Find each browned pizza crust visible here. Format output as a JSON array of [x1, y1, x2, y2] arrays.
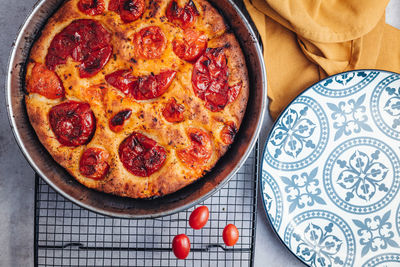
[[25, 0, 249, 198]]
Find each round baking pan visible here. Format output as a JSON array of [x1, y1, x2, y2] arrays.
[[6, 0, 266, 218]]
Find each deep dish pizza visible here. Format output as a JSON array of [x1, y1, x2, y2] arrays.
[[25, 0, 249, 198]]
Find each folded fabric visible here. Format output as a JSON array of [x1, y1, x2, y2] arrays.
[[244, 0, 400, 119]]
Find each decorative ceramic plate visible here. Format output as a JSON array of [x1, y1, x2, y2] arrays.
[[261, 70, 400, 266]]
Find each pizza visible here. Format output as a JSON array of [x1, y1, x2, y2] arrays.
[[25, 0, 249, 198]]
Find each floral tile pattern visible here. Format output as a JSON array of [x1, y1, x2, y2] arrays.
[[353, 211, 399, 257], [327, 94, 372, 140], [265, 96, 329, 171], [323, 137, 400, 214], [281, 167, 326, 213], [270, 107, 316, 158], [284, 210, 355, 267], [261, 70, 400, 266]]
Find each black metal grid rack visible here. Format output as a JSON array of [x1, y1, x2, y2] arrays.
[[34, 145, 258, 267]]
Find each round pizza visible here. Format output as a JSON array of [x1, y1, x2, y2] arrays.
[[25, 0, 249, 198]]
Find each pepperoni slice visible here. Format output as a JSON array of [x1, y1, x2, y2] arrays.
[[106, 69, 176, 100], [109, 109, 132, 132], [166, 0, 199, 29], [27, 63, 65, 99], [79, 148, 110, 179], [119, 132, 167, 176], [220, 121, 237, 145], [49, 101, 96, 147], [173, 29, 207, 62], [78, 0, 105, 16], [133, 26, 167, 59], [177, 128, 212, 168], [192, 47, 241, 112], [108, 0, 145, 23], [162, 98, 185, 123], [46, 19, 112, 78]]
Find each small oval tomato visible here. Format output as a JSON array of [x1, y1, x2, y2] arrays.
[[172, 234, 190, 259], [189, 206, 209, 230], [223, 224, 239, 246]]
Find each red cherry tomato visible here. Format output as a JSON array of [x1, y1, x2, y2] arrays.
[[166, 0, 199, 29], [27, 63, 65, 99], [222, 224, 239, 246], [79, 147, 110, 179], [79, 45, 112, 78], [131, 70, 176, 100], [108, 0, 145, 23], [220, 121, 237, 145], [45, 19, 112, 78], [49, 101, 96, 147], [172, 234, 190, 259], [177, 128, 212, 168], [191, 47, 229, 112], [106, 69, 176, 100], [104, 69, 135, 95], [119, 132, 167, 177], [189, 206, 209, 230], [172, 29, 207, 62], [162, 98, 185, 123], [119, 0, 145, 23], [109, 109, 132, 132], [133, 26, 167, 59], [77, 0, 105, 16]]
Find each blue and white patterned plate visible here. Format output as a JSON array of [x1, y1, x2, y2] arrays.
[[261, 70, 400, 267]]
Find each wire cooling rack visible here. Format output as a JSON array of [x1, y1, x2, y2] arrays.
[[34, 145, 258, 267]]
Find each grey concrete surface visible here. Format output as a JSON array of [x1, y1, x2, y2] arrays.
[[0, 1, 399, 267], [1, 1, 38, 267]]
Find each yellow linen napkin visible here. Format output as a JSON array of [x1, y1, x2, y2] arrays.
[[244, 0, 400, 119]]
